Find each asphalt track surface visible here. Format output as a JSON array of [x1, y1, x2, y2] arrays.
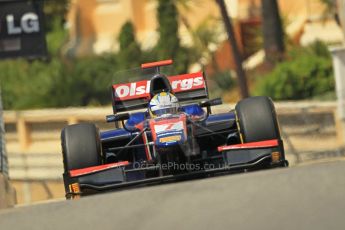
[[0, 161, 344, 230]]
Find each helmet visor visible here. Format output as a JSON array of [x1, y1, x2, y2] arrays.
[[152, 107, 179, 117]]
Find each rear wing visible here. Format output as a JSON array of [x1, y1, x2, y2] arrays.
[[111, 71, 209, 113]]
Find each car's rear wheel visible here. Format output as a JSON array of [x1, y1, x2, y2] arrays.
[[235, 96, 280, 143], [61, 123, 102, 172]]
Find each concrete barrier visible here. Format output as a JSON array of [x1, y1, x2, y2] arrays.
[[0, 174, 16, 209]]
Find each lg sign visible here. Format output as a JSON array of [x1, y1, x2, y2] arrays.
[[5, 13, 40, 35], [0, 0, 47, 59]]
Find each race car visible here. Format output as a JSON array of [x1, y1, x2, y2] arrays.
[[61, 60, 288, 199]]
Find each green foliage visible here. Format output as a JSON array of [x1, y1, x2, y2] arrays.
[[255, 41, 335, 100], [214, 70, 234, 90], [156, 0, 180, 59], [118, 21, 137, 50], [51, 54, 121, 107], [43, 0, 69, 32], [0, 54, 126, 109], [46, 17, 68, 56], [155, 0, 190, 74], [0, 58, 64, 109], [207, 70, 235, 99], [117, 21, 142, 69]]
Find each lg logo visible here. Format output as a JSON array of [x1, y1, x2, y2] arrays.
[[4, 12, 40, 35]]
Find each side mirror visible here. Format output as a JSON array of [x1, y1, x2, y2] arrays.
[[199, 98, 223, 107], [106, 113, 130, 123]]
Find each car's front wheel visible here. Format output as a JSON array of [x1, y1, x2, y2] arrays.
[[61, 123, 102, 172], [235, 96, 280, 143], [235, 96, 287, 167]]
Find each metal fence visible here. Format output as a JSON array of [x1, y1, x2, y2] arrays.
[[0, 90, 8, 176]]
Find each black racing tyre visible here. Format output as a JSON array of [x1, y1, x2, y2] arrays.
[[235, 96, 280, 143], [61, 123, 102, 172]]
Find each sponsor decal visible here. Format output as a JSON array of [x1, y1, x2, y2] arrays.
[[112, 72, 205, 101], [114, 80, 151, 99], [169, 75, 204, 91], [154, 121, 183, 133], [159, 135, 181, 143]]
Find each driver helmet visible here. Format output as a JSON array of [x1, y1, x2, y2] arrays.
[[149, 92, 179, 118]]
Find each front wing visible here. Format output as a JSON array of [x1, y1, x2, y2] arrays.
[[64, 139, 287, 199]]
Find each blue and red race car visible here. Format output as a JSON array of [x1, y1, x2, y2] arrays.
[[61, 60, 288, 199]]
